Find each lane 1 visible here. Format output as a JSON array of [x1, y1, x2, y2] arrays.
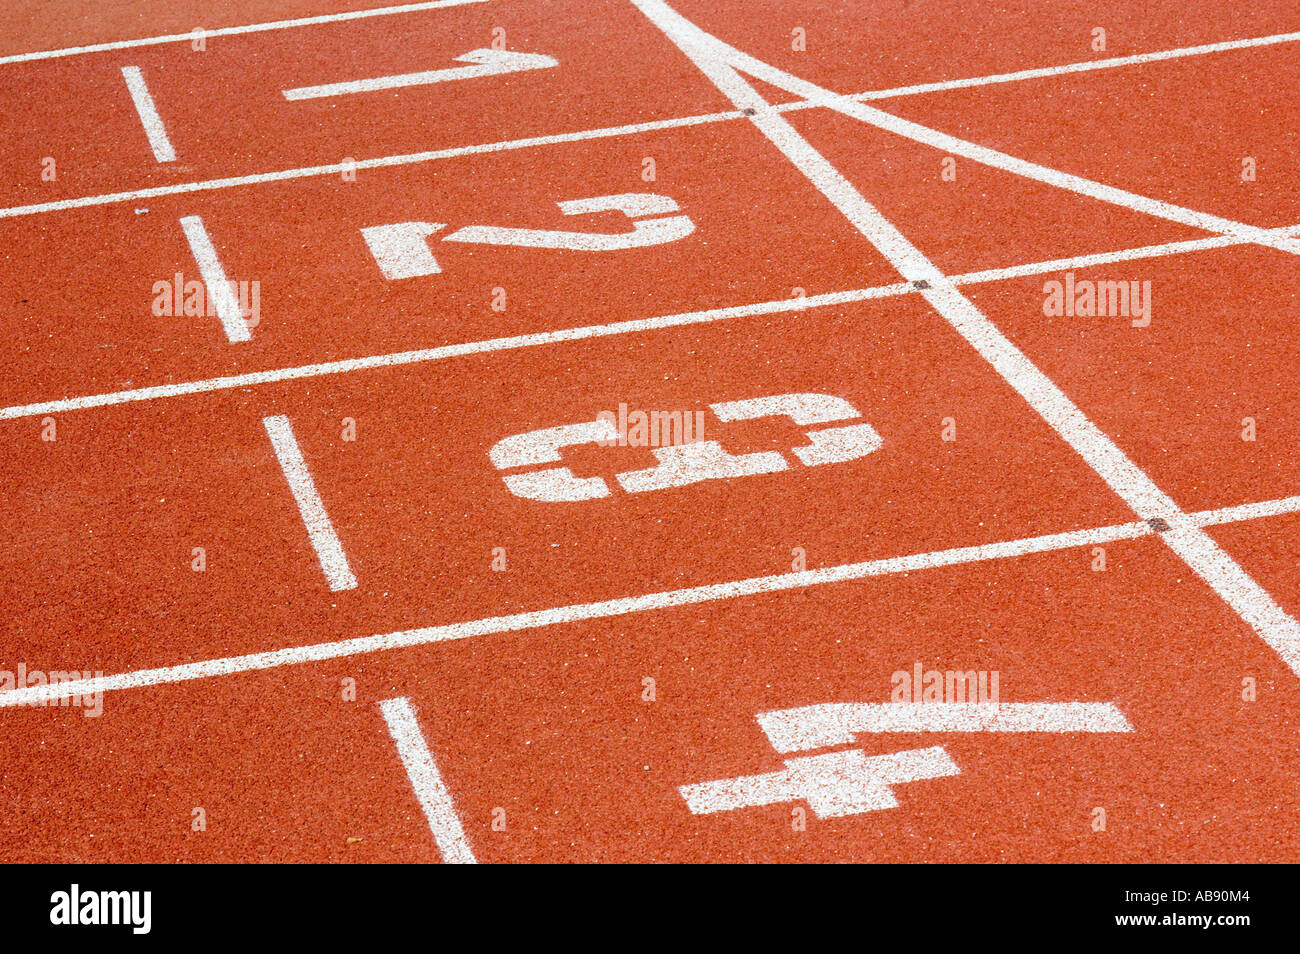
[[0, 0, 730, 208]]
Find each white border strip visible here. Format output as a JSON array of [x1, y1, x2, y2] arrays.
[[0, 493, 1297, 708], [3, 223, 1293, 423], [0, 0, 491, 66], [263, 414, 358, 592], [178, 215, 251, 343], [120, 66, 176, 163], [378, 697, 477, 863]]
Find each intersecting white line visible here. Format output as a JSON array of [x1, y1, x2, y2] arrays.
[[1, 492, 1298, 709], [0, 0, 491, 66], [630, 0, 1300, 676], [2, 221, 1294, 423], [379, 697, 477, 864], [3, 27, 1299, 220]]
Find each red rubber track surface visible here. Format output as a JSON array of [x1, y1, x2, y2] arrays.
[[1, 0, 1298, 862]]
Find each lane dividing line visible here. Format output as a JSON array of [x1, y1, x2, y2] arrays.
[[378, 697, 477, 863], [631, 0, 1300, 676], [262, 414, 358, 592], [120, 66, 176, 163], [2, 223, 1295, 423], [178, 215, 251, 343], [851, 30, 1300, 101], [5, 28, 1300, 219], [0, 112, 741, 220], [0, 0, 490, 66], [1, 492, 1298, 708]]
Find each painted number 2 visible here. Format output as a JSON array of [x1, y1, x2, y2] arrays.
[[362, 192, 695, 279]]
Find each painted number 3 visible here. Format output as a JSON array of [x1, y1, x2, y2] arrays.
[[489, 392, 882, 502]]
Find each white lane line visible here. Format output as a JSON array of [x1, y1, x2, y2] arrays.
[[283, 48, 558, 100], [0, 111, 741, 220], [631, 0, 1300, 676], [120, 66, 176, 163], [262, 414, 358, 592], [378, 697, 476, 864], [2, 491, 1298, 709], [177, 215, 251, 343], [758, 702, 1133, 753], [4, 26, 1298, 220], [850, 30, 1300, 101], [4, 222, 1294, 423], [0, 0, 490, 66]]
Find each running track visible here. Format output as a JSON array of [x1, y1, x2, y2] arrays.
[[2, 0, 1299, 862]]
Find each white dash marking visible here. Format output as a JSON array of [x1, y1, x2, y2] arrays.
[[263, 414, 357, 592], [120, 66, 176, 163], [379, 697, 476, 863], [178, 215, 251, 343]]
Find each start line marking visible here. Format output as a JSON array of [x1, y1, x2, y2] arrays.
[[263, 414, 357, 592], [120, 66, 175, 163]]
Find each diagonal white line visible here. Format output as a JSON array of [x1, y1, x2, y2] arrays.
[[667, 14, 1300, 258], [263, 414, 358, 592], [2, 221, 1295, 424], [0, 111, 742, 220], [379, 697, 477, 863], [120, 66, 176, 163], [629, 0, 1300, 676], [178, 215, 251, 343], [0, 492, 1298, 709]]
